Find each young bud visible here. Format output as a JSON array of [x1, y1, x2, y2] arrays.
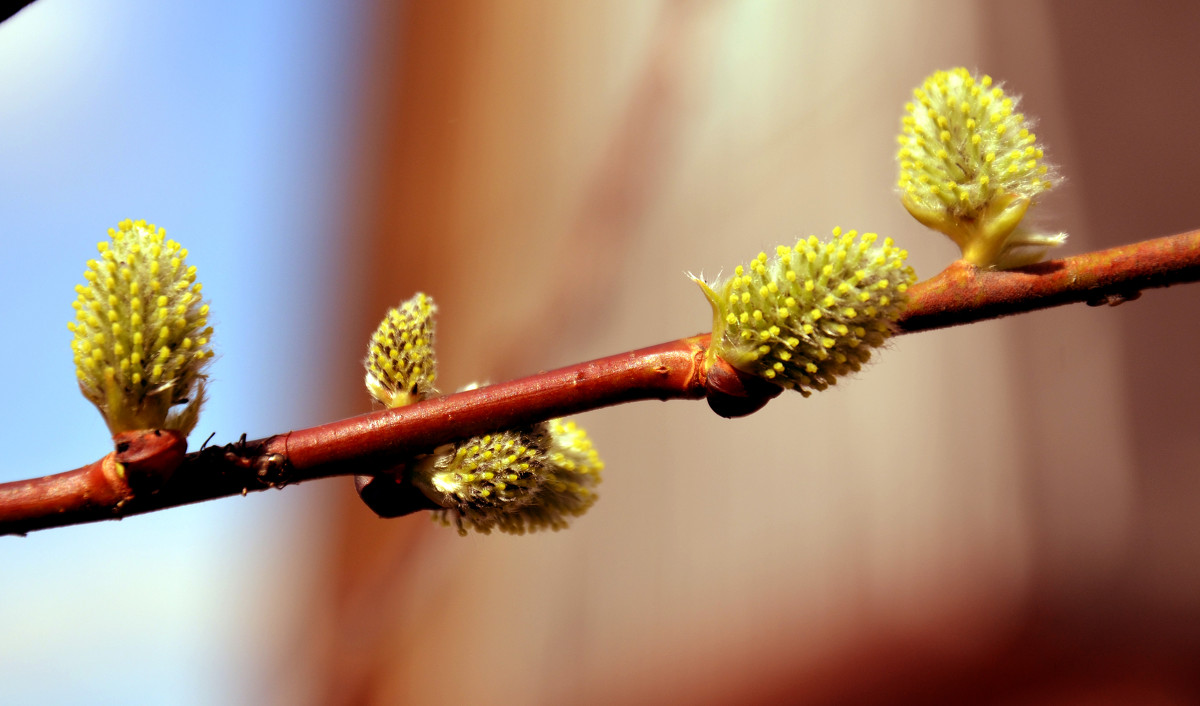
[[897, 67, 1065, 268], [364, 292, 438, 408], [694, 228, 915, 397], [412, 419, 603, 536], [69, 220, 212, 435]]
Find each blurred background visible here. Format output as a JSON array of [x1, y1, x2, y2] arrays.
[[2, 1, 1200, 704]]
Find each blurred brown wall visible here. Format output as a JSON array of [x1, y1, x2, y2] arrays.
[[281, 2, 1200, 704]]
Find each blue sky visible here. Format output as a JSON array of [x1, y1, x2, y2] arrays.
[[0, 1, 365, 702]]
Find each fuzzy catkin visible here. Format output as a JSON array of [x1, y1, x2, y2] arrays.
[[365, 292, 438, 408], [363, 293, 604, 535], [68, 220, 212, 434], [896, 68, 1064, 268], [699, 228, 915, 397], [898, 67, 1054, 218]]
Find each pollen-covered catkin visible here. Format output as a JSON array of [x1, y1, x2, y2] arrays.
[[413, 419, 603, 536], [362, 295, 603, 535], [365, 292, 438, 408], [697, 227, 915, 397], [68, 220, 212, 435], [897, 67, 1064, 268]]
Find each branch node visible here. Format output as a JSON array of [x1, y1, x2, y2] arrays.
[[703, 355, 782, 418], [113, 428, 187, 494], [1087, 290, 1142, 307], [354, 469, 439, 519]]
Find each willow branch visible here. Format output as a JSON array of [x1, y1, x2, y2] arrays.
[[898, 230, 1200, 332], [3, 229, 1199, 535]]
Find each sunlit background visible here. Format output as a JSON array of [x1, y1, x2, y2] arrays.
[[3, 1, 1200, 704]]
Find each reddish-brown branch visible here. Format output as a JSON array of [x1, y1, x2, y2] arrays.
[[899, 230, 1200, 332], [0, 430, 185, 533], [3, 230, 1199, 535], [1, 337, 713, 534]]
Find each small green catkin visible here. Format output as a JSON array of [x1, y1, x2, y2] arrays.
[[365, 292, 438, 408], [68, 219, 213, 435], [696, 227, 916, 397]]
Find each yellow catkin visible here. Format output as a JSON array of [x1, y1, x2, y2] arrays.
[[70, 220, 212, 434], [363, 294, 604, 535], [364, 292, 438, 409], [696, 228, 915, 397], [897, 68, 1065, 268]]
